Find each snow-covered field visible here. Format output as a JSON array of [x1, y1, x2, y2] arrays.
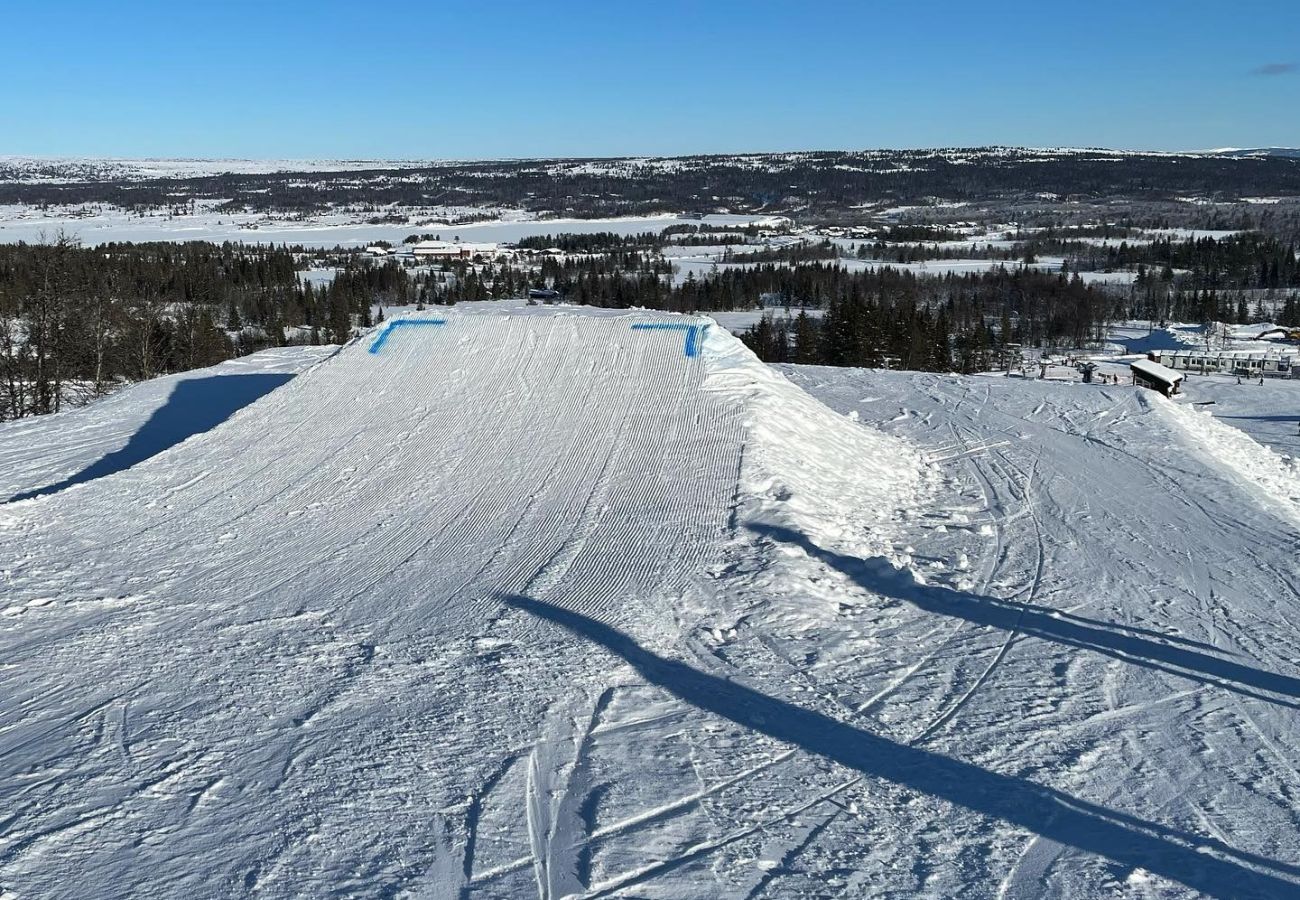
[[777, 367, 1300, 897], [1, 306, 1298, 898], [0, 206, 779, 249]]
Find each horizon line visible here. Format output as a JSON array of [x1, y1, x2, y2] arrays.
[[3, 145, 1299, 167]]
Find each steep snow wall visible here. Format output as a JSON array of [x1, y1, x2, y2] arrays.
[[703, 325, 930, 563]]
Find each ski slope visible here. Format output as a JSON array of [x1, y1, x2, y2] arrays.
[[0, 346, 336, 503], [2, 308, 1299, 898], [775, 367, 1300, 898], [0, 309, 919, 898]]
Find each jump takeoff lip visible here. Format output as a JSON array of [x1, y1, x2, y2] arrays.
[[630, 321, 709, 358], [368, 318, 449, 354]]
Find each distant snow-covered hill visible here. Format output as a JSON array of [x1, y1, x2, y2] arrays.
[[3, 147, 1300, 228], [1206, 147, 1300, 159], [0, 156, 445, 184]]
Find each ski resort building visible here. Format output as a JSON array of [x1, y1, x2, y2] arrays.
[[1130, 358, 1184, 396], [411, 240, 501, 260], [1149, 348, 1295, 378]]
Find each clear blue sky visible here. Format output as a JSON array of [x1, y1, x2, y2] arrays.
[[3, 0, 1297, 159]]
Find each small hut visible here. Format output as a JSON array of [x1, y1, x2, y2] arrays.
[[1130, 359, 1184, 397]]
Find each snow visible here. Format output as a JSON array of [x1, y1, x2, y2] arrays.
[[1157, 393, 1300, 527], [1180, 373, 1300, 459], [0, 346, 336, 502], [1102, 322, 1204, 356], [1130, 358, 1183, 384], [0, 206, 777, 249], [776, 366, 1300, 897], [297, 267, 338, 287], [0, 308, 922, 897], [2, 305, 1299, 897]]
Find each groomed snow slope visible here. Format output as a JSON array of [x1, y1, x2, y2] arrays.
[[0, 346, 337, 503], [0, 310, 923, 898], [3, 312, 1300, 898]]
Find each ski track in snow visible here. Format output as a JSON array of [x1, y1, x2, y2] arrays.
[[0, 311, 1299, 898], [773, 366, 1300, 898]]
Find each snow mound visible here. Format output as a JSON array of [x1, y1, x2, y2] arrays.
[[1152, 392, 1300, 526], [703, 326, 930, 562], [0, 307, 935, 898], [0, 346, 335, 502]]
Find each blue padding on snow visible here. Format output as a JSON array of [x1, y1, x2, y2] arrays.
[[630, 321, 707, 358], [684, 324, 709, 358], [369, 319, 447, 354]]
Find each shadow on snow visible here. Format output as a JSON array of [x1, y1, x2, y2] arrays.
[[750, 522, 1300, 709], [1215, 414, 1300, 424], [503, 593, 1300, 898], [7, 373, 292, 503]]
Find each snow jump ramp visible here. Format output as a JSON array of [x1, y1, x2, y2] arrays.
[[3, 310, 1298, 898], [0, 309, 917, 897]]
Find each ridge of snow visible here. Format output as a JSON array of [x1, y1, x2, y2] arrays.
[[1153, 393, 1300, 527], [703, 329, 929, 561]]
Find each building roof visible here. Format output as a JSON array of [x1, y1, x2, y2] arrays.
[[1162, 348, 1293, 361], [411, 240, 500, 254], [1131, 358, 1184, 385]]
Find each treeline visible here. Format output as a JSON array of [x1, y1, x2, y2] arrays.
[[417, 253, 673, 306], [848, 230, 1300, 294], [740, 305, 979, 372], [0, 238, 235, 418], [0, 238, 411, 420], [722, 240, 840, 264], [1142, 233, 1299, 290], [512, 228, 761, 253], [0, 230, 1172, 419], [1010, 232, 1300, 290], [471, 251, 1110, 368], [514, 231, 662, 252], [526, 256, 1109, 350], [737, 268, 1108, 373], [874, 224, 965, 242], [1122, 279, 1300, 327], [1278, 295, 1300, 326], [671, 234, 749, 246]]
